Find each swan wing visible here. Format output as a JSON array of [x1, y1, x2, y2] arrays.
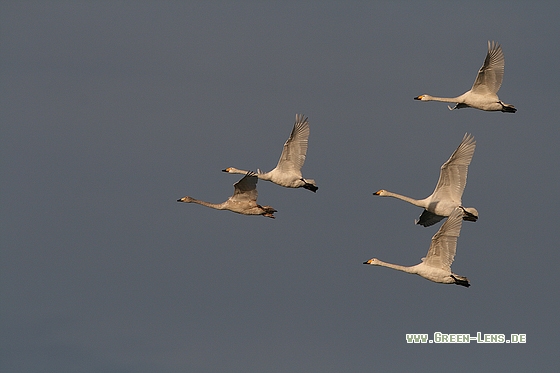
[[422, 208, 463, 271], [274, 114, 309, 173], [230, 172, 258, 203], [416, 210, 446, 227], [470, 41, 504, 95], [431, 133, 476, 203]]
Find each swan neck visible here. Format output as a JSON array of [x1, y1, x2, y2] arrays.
[[383, 191, 427, 208], [375, 259, 414, 274], [256, 170, 272, 181], [191, 198, 225, 210], [230, 168, 249, 175], [426, 95, 463, 103], [229, 167, 272, 181]]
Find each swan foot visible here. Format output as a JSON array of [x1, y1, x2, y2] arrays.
[[499, 102, 517, 113], [451, 274, 470, 287], [459, 206, 478, 222], [303, 183, 318, 193], [259, 205, 277, 218], [301, 178, 318, 192], [449, 103, 469, 110]]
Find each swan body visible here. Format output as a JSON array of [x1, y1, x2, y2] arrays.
[[223, 114, 318, 192], [363, 208, 470, 287], [177, 172, 276, 218], [415, 41, 516, 113], [374, 133, 478, 227]]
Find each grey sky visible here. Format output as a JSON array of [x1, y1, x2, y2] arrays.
[[1, 1, 559, 372]]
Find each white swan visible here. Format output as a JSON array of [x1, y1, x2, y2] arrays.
[[373, 133, 478, 227], [364, 207, 470, 287], [415, 41, 516, 113], [177, 172, 276, 218], [223, 114, 318, 192]]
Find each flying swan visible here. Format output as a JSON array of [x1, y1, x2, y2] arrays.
[[363, 207, 470, 287], [373, 133, 478, 227], [223, 114, 318, 192], [414, 41, 516, 113], [177, 172, 276, 218]]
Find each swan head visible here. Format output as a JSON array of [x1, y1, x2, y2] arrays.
[[414, 94, 431, 101], [373, 189, 388, 196], [177, 196, 194, 203], [222, 167, 247, 174], [363, 258, 380, 266]]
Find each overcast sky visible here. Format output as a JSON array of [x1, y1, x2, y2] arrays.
[[1, 1, 559, 372]]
